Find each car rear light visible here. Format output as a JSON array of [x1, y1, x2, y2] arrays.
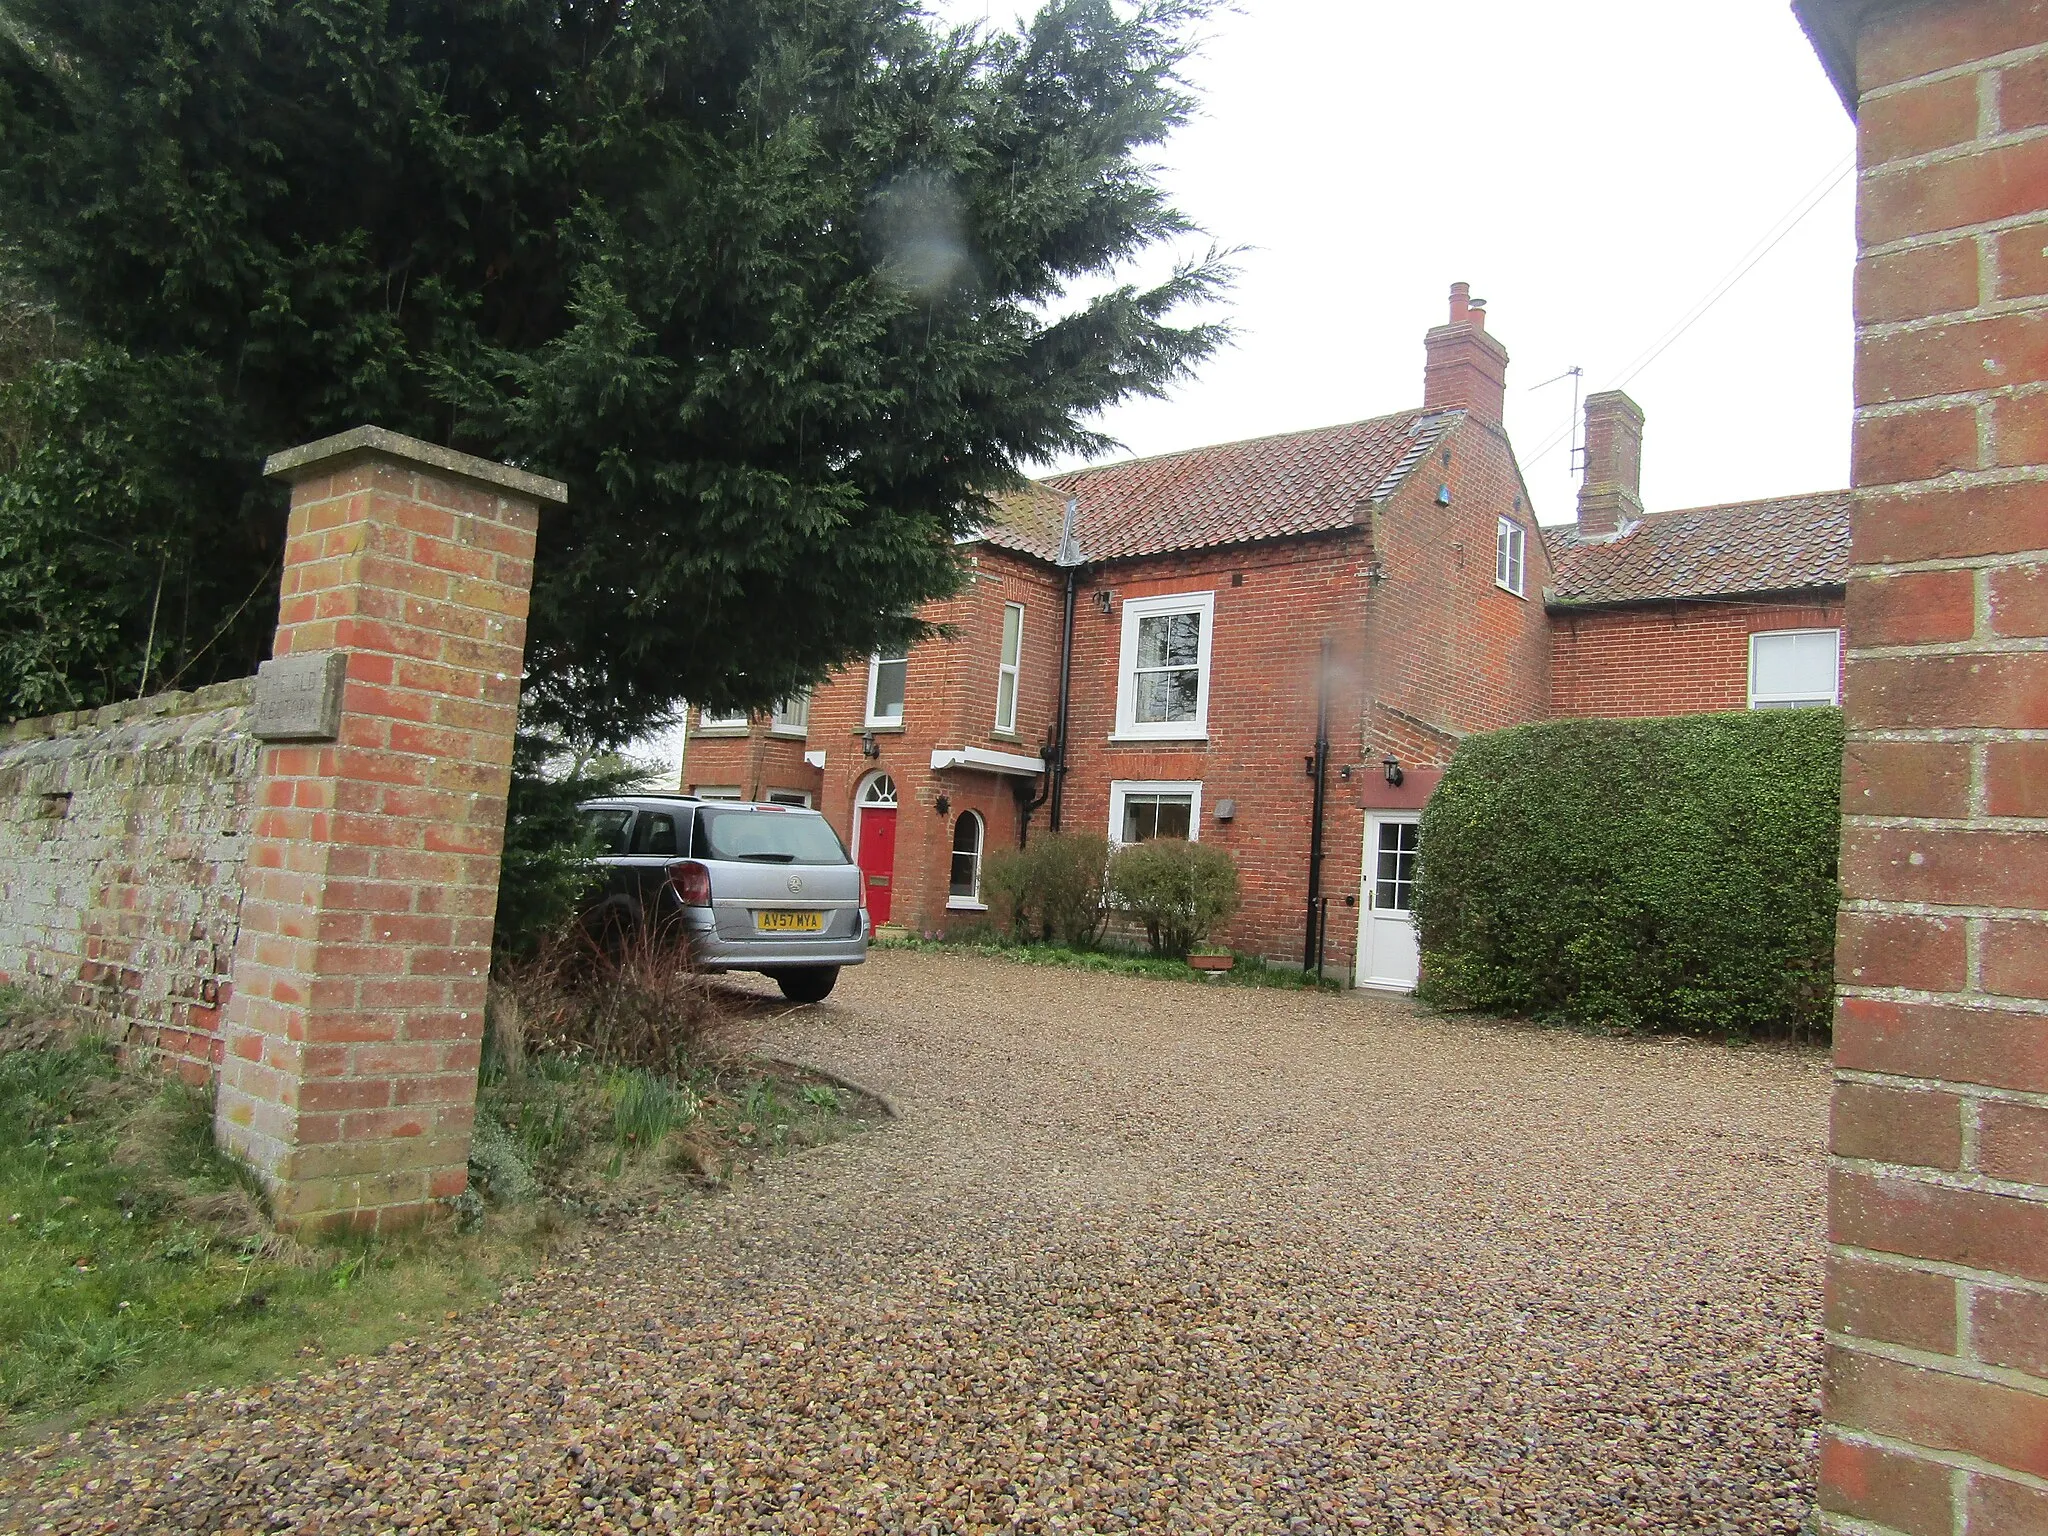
[[667, 860, 712, 908]]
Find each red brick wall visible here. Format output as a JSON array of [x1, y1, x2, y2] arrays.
[[1364, 416, 1554, 761], [684, 546, 1067, 935], [682, 725, 819, 804], [1056, 533, 1373, 968], [1550, 597, 1847, 718], [1816, 3, 2048, 1530]]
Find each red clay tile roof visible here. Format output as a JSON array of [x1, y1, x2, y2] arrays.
[[983, 409, 1461, 564], [1542, 489, 1852, 606]]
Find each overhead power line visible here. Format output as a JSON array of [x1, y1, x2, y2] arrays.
[[1523, 151, 1857, 475]]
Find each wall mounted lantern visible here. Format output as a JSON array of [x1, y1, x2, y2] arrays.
[[1382, 756, 1404, 787], [861, 732, 881, 759], [1095, 589, 1115, 615]]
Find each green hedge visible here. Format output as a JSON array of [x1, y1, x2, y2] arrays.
[[1412, 708, 1844, 1038]]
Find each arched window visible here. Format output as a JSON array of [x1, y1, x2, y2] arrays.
[[949, 812, 984, 904], [860, 773, 898, 806]]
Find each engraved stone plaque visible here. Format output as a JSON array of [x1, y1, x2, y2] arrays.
[[252, 651, 348, 742]]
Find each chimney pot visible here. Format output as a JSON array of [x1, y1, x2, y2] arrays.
[[1422, 281, 1510, 425], [1576, 390, 1646, 540]]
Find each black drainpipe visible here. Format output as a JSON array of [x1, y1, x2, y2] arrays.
[[1303, 635, 1331, 973], [1048, 496, 1082, 833]]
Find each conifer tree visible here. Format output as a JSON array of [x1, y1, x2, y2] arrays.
[[0, 0, 1228, 737]]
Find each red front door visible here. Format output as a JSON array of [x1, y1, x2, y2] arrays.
[[857, 805, 898, 925]]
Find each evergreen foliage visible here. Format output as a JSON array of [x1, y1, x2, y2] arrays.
[[492, 735, 637, 960], [1412, 709, 1845, 1039], [0, 0, 1229, 736]]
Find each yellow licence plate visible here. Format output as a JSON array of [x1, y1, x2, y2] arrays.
[[756, 910, 824, 933]]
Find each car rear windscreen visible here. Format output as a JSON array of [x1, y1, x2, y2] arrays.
[[692, 808, 850, 865]]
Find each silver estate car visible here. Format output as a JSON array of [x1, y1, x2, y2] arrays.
[[578, 794, 867, 1003]]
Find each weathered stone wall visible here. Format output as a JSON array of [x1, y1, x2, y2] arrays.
[[0, 682, 258, 1079]]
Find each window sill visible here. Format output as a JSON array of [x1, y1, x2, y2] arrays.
[[1107, 732, 1208, 746], [767, 729, 810, 740], [857, 724, 907, 734], [691, 727, 749, 739], [991, 729, 1025, 744], [946, 897, 988, 912], [1493, 581, 1526, 600]]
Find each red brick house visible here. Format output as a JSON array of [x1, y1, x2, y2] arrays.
[[681, 288, 1852, 988], [1546, 389, 1851, 717], [683, 285, 1552, 983]]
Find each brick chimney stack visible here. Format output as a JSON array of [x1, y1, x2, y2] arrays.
[[1576, 390, 1646, 540], [1422, 281, 1510, 425]]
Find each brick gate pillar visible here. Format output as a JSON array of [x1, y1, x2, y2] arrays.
[[213, 427, 564, 1233], [1798, 2, 2048, 1531]]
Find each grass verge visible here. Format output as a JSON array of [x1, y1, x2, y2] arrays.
[[875, 934, 1344, 991], [0, 962, 880, 1437]]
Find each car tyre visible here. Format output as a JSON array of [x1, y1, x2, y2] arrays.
[[775, 966, 839, 1004]]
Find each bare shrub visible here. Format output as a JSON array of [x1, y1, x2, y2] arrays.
[[494, 924, 732, 1076], [984, 832, 1111, 946]]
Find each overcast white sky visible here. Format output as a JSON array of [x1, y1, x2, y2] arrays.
[[933, 0, 1857, 525]]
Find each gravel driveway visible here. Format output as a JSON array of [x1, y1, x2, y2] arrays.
[[6, 950, 1829, 1534]]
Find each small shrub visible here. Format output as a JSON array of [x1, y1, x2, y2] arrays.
[[984, 831, 1111, 946], [497, 924, 729, 1075], [1413, 708, 1843, 1039], [1107, 839, 1240, 958]]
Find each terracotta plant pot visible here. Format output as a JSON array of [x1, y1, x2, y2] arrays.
[[1187, 953, 1235, 973]]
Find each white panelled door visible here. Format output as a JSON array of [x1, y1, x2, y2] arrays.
[[1357, 813, 1421, 991]]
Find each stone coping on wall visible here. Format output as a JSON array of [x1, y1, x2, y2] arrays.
[[0, 678, 257, 747], [263, 425, 569, 505]]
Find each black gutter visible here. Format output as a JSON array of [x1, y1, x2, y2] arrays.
[[1303, 635, 1331, 974], [1049, 496, 1082, 833]]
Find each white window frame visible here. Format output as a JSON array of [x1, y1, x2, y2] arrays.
[[697, 705, 749, 732], [995, 603, 1024, 734], [1112, 591, 1215, 742], [692, 785, 743, 801], [1495, 517, 1527, 598], [770, 692, 810, 737], [765, 789, 813, 807], [1749, 628, 1843, 709], [866, 651, 908, 728], [1108, 780, 1203, 845], [947, 811, 987, 910]]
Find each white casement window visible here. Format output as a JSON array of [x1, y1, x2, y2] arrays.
[[765, 789, 813, 807], [867, 650, 908, 727], [698, 705, 748, 731], [1750, 628, 1842, 709], [948, 812, 986, 908], [770, 693, 810, 736], [995, 603, 1024, 734], [692, 785, 743, 801], [1113, 591, 1214, 741], [1495, 518, 1527, 597], [1109, 780, 1202, 844]]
